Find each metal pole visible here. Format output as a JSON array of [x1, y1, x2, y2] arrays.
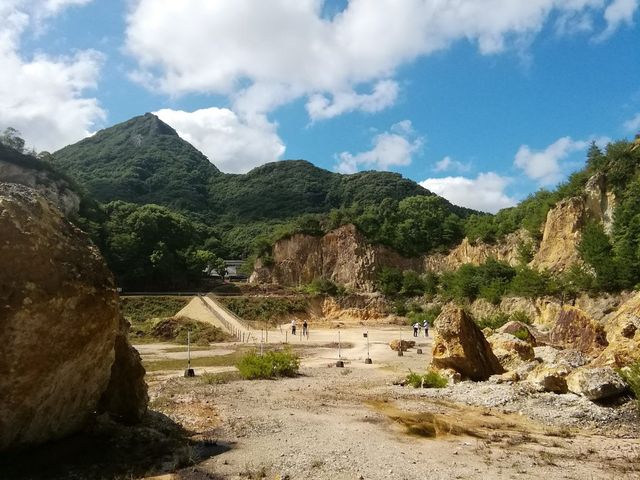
[[338, 330, 341, 359], [367, 330, 370, 357]]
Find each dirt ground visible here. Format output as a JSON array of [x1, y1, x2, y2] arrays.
[[140, 324, 640, 480]]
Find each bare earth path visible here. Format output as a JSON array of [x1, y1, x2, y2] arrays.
[[139, 324, 640, 480]]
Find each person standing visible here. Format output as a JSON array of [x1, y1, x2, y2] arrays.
[[291, 319, 297, 336], [302, 319, 308, 338], [413, 322, 419, 337], [423, 320, 429, 337]]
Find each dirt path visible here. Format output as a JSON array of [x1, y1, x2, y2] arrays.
[[139, 325, 640, 480]]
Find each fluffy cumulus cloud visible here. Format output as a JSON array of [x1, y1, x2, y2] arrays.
[[125, 0, 636, 119], [154, 108, 285, 174], [0, 0, 104, 152], [334, 120, 423, 174], [420, 173, 517, 213], [514, 136, 589, 185]]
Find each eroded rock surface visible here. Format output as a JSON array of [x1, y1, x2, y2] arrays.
[[0, 183, 147, 451], [592, 291, 640, 367], [431, 306, 503, 380], [549, 307, 608, 357]]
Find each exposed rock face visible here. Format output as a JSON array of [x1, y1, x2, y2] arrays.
[[531, 197, 584, 271], [431, 306, 503, 380], [487, 332, 535, 371], [566, 367, 627, 401], [0, 155, 80, 217], [423, 231, 527, 272], [0, 183, 147, 451], [549, 307, 608, 357], [584, 172, 616, 235], [592, 291, 640, 367], [250, 224, 421, 291], [319, 294, 389, 322]]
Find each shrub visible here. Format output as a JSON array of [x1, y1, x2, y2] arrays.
[[377, 267, 404, 296], [236, 349, 300, 379], [301, 278, 345, 296], [405, 370, 448, 389], [513, 328, 531, 341], [509, 310, 532, 325], [407, 306, 441, 326], [619, 361, 640, 410], [476, 312, 510, 330]]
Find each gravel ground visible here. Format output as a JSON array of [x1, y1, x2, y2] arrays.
[[143, 330, 640, 480]]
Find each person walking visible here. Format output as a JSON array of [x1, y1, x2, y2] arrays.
[[302, 319, 308, 338], [423, 320, 429, 337], [291, 319, 297, 336], [413, 322, 419, 337]]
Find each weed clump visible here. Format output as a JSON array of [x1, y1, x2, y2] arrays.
[[620, 361, 640, 410], [236, 349, 300, 379], [405, 370, 448, 389]]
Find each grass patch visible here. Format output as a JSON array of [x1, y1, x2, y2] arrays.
[[143, 350, 246, 372], [151, 317, 228, 344], [200, 371, 241, 384], [405, 370, 448, 389], [220, 296, 308, 326], [236, 349, 300, 379], [121, 296, 188, 324]]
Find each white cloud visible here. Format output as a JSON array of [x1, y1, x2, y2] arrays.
[[306, 80, 399, 121], [0, 0, 104, 152], [598, 0, 639, 39], [624, 113, 640, 132], [125, 1, 631, 120], [334, 120, 423, 174], [154, 108, 285, 174], [434, 156, 471, 173], [514, 136, 589, 185], [420, 173, 517, 213]]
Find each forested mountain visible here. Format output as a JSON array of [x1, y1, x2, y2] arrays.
[[53, 113, 462, 222], [53, 113, 220, 213], [49, 113, 476, 260]]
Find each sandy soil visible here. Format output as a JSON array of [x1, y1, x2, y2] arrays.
[[139, 324, 640, 480]]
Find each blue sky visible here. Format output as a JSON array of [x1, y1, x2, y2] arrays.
[[2, 0, 640, 212]]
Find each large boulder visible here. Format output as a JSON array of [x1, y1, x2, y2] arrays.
[[0, 183, 147, 451], [592, 292, 640, 368], [549, 307, 608, 357], [487, 332, 535, 371], [566, 367, 627, 401], [389, 339, 415, 351], [527, 364, 571, 393], [431, 305, 503, 380]]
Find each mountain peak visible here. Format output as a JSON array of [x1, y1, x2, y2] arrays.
[[52, 113, 220, 211]]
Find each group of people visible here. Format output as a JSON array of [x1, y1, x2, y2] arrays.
[[291, 319, 308, 337], [412, 320, 429, 337]]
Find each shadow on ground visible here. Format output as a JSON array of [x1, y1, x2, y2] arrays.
[[0, 411, 230, 480]]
